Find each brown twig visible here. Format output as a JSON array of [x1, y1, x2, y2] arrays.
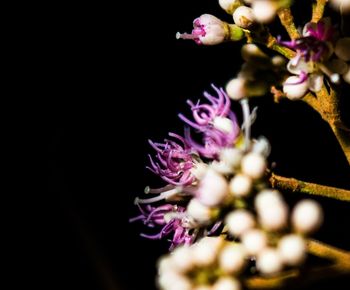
[[277, 8, 301, 39], [312, 0, 327, 23], [302, 85, 350, 166], [269, 173, 350, 201]]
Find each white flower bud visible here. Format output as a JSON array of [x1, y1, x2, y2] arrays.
[[229, 174, 253, 197], [278, 234, 306, 266], [272, 55, 286, 67], [171, 246, 194, 272], [255, 189, 283, 210], [191, 162, 209, 180], [326, 58, 349, 75], [158, 256, 174, 275], [193, 237, 223, 266], [219, 0, 242, 14], [257, 248, 283, 275], [213, 116, 235, 134], [343, 66, 350, 84], [158, 271, 191, 290], [213, 277, 241, 290], [335, 37, 350, 61], [219, 148, 243, 168], [330, 0, 350, 13], [226, 78, 247, 100], [197, 169, 229, 206], [219, 244, 247, 274], [242, 229, 268, 255], [187, 198, 214, 223], [225, 209, 256, 237], [292, 199, 323, 234], [241, 152, 267, 179], [233, 6, 256, 29], [283, 76, 309, 100], [241, 44, 268, 63], [252, 0, 278, 23], [258, 200, 288, 231], [211, 160, 234, 175]]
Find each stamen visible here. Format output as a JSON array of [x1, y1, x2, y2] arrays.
[[135, 187, 183, 204], [319, 63, 340, 83], [240, 98, 251, 150], [176, 32, 197, 40]]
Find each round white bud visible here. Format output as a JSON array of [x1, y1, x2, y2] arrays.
[[158, 256, 174, 275], [278, 234, 306, 266], [171, 246, 194, 272], [330, 0, 350, 12], [327, 58, 349, 75], [191, 162, 208, 180], [335, 37, 350, 61], [187, 198, 214, 223], [158, 272, 190, 290], [193, 237, 223, 266], [241, 44, 268, 63], [233, 6, 256, 28], [219, 148, 243, 168], [292, 199, 323, 234], [213, 277, 241, 290], [343, 67, 350, 84], [254, 189, 283, 210], [229, 174, 253, 197], [219, 244, 247, 274], [252, 0, 278, 23], [258, 201, 288, 231], [197, 169, 229, 206], [219, 0, 241, 14], [226, 78, 247, 100], [272, 55, 286, 67], [225, 209, 256, 237], [241, 152, 267, 179], [256, 248, 283, 275], [283, 76, 309, 100], [213, 116, 234, 134], [211, 160, 234, 175], [242, 229, 268, 255]]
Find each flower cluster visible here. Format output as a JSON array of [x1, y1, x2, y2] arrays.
[[131, 83, 323, 289]]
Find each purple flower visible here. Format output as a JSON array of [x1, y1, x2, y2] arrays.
[[179, 84, 240, 159], [130, 204, 195, 250], [147, 133, 195, 186], [279, 20, 333, 63], [280, 19, 341, 98]]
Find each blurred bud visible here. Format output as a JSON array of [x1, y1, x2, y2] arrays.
[[233, 6, 256, 28]]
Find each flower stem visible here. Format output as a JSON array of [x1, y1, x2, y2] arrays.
[[269, 173, 350, 201], [277, 7, 301, 39], [302, 85, 350, 166], [312, 0, 327, 23], [245, 240, 350, 289]]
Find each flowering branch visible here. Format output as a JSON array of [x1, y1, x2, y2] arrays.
[[312, 0, 328, 23], [277, 7, 301, 39], [269, 173, 350, 201], [245, 239, 350, 289]]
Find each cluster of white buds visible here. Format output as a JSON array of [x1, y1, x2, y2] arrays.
[[219, 0, 291, 25], [157, 134, 323, 289], [158, 237, 243, 290], [226, 44, 286, 100]]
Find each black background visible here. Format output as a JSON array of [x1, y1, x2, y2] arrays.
[[47, 1, 350, 290]]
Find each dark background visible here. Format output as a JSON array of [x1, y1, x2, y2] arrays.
[[47, 1, 350, 289]]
